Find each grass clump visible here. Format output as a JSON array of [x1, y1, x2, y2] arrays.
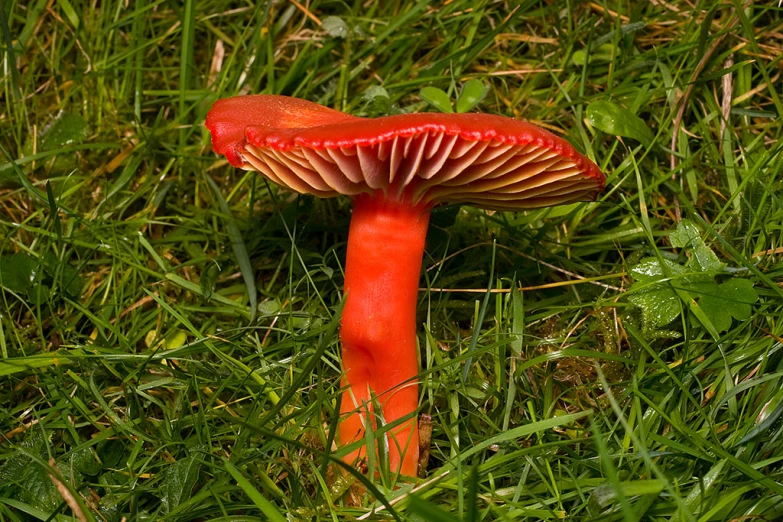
[[1, 1, 783, 520]]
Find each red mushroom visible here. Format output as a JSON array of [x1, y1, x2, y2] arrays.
[[206, 95, 604, 478]]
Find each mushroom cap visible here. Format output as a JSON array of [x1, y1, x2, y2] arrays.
[[206, 95, 604, 210]]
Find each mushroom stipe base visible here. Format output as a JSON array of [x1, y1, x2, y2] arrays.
[[339, 193, 431, 478]]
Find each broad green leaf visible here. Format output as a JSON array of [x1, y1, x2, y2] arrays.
[[160, 451, 202, 513], [258, 298, 282, 317], [630, 244, 758, 333], [0, 253, 38, 294], [0, 433, 46, 485], [364, 85, 389, 101], [363, 85, 391, 114], [322, 16, 348, 38], [0, 252, 82, 303], [669, 219, 723, 272], [420, 86, 454, 113], [99, 440, 125, 469], [626, 218, 744, 333], [19, 112, 89, 174], [695, 292, 729, 332], [698, 279, 758, 332], [39, 112, 88, 151], [717, 279, 759, 319], [572, 43, 614, 66], [26, 281, 50, 306], [586, 100, 654, 147], [628, 258, 686, 328], [628, 281, 681, 328], [629, 257, 687, 283], [165, 330, 189, 349], [71, 448, 101, 477], [456, 79, 489, 113], [22, 464, 59, 511]]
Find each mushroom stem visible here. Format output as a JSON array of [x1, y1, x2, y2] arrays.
[[339, 193, 431, 477]]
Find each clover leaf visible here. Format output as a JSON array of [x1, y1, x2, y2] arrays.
[[420, 86, 454, 113], [628, 220, 758, 334], [0, 253, 39, 295], [456, 79, 490, 113], [0, 252, 82, 305], [669, 219, 724, 273], [420, 80, 490, 114], [696, 279, 759, 333], [628, 258, 687, 328], [585, 100, 654, 147]]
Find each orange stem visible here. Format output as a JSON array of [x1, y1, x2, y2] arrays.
[[338, 193, 430, 477]]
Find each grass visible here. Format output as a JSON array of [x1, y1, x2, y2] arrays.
[[1, 0, 782, 520]]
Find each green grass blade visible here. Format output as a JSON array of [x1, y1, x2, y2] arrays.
[[224, 460, 286, 522]]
